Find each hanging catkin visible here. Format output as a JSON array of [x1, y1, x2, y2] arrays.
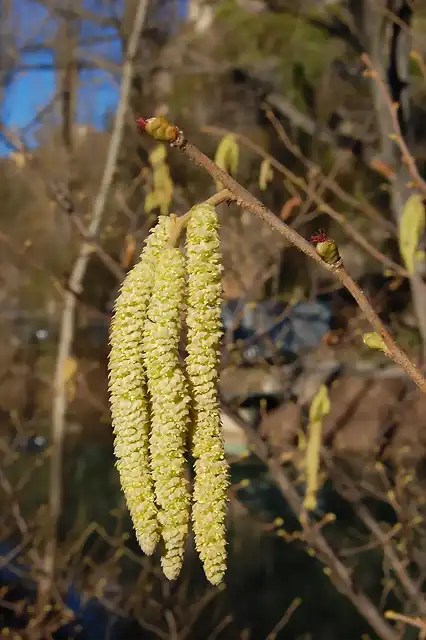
[[185, 203, 229, 585], [143, 245, 191, 580], [108, 216, 170, 556]]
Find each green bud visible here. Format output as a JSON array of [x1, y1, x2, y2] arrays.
[[362, 332, 388, 353], [315, 239, 341, 266]]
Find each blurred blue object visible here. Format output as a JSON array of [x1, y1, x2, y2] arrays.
[[222, 298, 332, 364]]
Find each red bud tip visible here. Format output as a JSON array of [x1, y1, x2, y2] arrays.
[[136, 117, 148, 130], [310, 230, 329, 245]]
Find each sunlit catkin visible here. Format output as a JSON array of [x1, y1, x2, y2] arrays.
[[108, 216, 170, 556], [143, 246, 190, 580], [185, 203, 229, 586]]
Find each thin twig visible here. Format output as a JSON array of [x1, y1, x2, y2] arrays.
[[323, 455, 426, 617], [220, 405, 398, 640], [265, 598, 302, 639], [205, 122, 407, 278], [362, 53, 426, 196], [145, 126, 426, 392], [38, 0, 150, 612]]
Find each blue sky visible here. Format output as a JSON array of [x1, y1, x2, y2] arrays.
[[0, 0, 187, 155]]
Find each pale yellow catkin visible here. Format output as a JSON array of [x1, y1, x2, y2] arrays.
[[185, 203, 229, 586], [108, 216, 170, 555], [143, 246, 191, 580]]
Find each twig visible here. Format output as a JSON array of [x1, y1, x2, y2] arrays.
[[384, 610, 426, 636], [362, 53, 426, 196], [205, 614, 233, 640], [265, 597, 302, 639], [323, 455, 426, 617], [204, 122, 407, 278], [38, 0, 150, 612], [142, 124, 426, 391], [202, 124, 396, 234], [220, 405, 398, 640]]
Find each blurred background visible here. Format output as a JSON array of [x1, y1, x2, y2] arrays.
[[1, 0, 426, 638]]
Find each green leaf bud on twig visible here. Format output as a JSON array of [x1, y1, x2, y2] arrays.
[[185, 203, 229, 586], [136, 116, 180, 143], [108, 216, 171, 555], [310, 231, 342, 267], [143, 244, 191, 580], [363, 332, 388, 353]]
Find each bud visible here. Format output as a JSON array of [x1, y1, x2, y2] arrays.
[[185, 203, 229, 585], [310, 231, 342, 267], [137, 116, 180, 143], [363, 332, 388, 353], [143, 247, 191, 580], [108, 217, 171, 555]]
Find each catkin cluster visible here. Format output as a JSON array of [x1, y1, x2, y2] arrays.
[[108, 203, 229, 585]]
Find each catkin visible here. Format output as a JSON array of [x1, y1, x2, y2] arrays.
[[143, 246, 191, 580], [108, 216, 170, 556], [185, 203, 229, 586]]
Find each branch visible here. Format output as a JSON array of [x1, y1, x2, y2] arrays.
[[37, 0, 150, 612], [137, 119, 426, 392], [362, 53, 426, 197], [220, 406, 399, 640]]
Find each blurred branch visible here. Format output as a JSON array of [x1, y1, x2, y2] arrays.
[[220, 405, 399, 640], [37, 0, 150, 615], [323, 454, 426, 617]]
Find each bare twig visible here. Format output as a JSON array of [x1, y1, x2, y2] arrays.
[[323, 455, 426, 617], [220, 405, 398, 640], [204, 122, 407, 278], [37, 0, 150, 613], [362, 53, 426, 197], [265, 597, 302, 640], [141, 124, 426, 391]]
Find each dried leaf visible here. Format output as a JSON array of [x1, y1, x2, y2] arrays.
[[280, 195, 301, 220], [399, 194, 425, 274], [258, 159, 273, 191]]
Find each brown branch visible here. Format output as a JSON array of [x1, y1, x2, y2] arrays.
[[139, 123, 426, 391], [323, 454, 426, 617], [202, 124, 396, 235], [205, 122, 406, 278], [220, 406, 399, 640], [362, 53, 426, 197]]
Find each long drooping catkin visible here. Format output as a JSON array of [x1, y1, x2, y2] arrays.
[[185, 203, 229, 586], [108, 216, 170, 556], [143, 246, 191, 580]]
